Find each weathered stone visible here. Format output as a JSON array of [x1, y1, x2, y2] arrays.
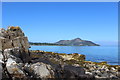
[[63, 65, 85, 76], [110, 74, 118, 79], [0, 51, 3, 62], [0, 50, 3, 79], [6, 58, 25, 78], [0, 28, 7, 38], [0, 63, 2, 80], [85, 72, 93, 75], [59, 53, 85, 61], [0, 26, 30, 53], [25, 62, 55, 79]]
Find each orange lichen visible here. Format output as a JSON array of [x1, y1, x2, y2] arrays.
[[16, 26, 20, 29], [7, 26, 20, 31], [10, 26, 15, 29], [6, 31, 8, 33]]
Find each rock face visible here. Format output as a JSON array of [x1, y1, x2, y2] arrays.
[[0, 27, 30, 52], [0, 26, 30, 79], [0, 26, 119, 79]]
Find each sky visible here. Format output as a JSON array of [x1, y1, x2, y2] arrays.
[[2, 2, 118, 46], [1, 0, 120, 2]]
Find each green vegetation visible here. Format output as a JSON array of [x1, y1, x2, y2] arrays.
[[29, 42, 66, 46]]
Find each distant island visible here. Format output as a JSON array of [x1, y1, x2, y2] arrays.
[[30, 38, 100, 46]]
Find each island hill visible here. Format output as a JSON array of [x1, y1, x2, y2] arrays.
[[30, 38, 100, 46]]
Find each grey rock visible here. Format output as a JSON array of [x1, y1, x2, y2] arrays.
[[0, 63, 2, 80], [110, 74, 118, 79], [6, 58, 25, 78], [85, 72, 93, 75], [24, 62, 55, 79], [0, 26, 30, 53]]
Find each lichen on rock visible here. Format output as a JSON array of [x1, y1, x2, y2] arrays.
[[0, 26, 30, 79], [0, 26, 29, 52]]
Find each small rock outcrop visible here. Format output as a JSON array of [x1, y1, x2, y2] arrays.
[[0, 26, 30, 79], [0, 26, 30, 52]]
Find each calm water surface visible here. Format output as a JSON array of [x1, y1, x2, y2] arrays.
[[30, 46, 119, 65]]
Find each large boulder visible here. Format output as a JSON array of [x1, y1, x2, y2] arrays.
[[4, 48, 30, 63], [0, 26, 30, 53], [6, 58, 25, 78], [24, 62, 92, 79], [24, 62, 55, 79], [0, 26, 31, 79]]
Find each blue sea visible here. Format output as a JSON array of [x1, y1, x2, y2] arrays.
[[30, 46, 119, 65]]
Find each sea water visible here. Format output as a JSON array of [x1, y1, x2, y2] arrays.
[[30, 45, 119, 65]]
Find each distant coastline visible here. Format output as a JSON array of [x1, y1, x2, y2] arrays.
[[29, 42, 99, 46], [29, 38, 100, 46], [29, 42, 66, 46]]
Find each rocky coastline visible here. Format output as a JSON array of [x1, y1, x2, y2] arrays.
[[0, 26, 120, 80]]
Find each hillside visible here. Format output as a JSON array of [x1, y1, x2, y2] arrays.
[[55, 38, 100, 46]]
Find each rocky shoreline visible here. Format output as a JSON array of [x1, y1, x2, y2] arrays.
[[0, 26, 120, 80], [30, 50, 120, 79]]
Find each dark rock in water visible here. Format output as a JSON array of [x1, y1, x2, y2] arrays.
[[55, 38, 100, 46]]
